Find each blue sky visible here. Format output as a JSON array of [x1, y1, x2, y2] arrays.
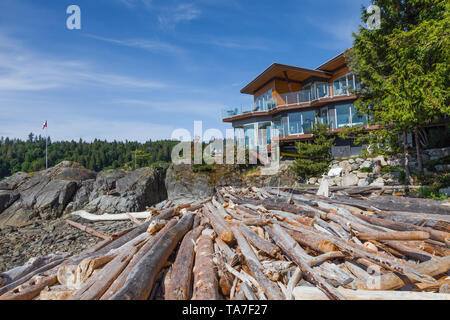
[[0, 0, 370, 142]]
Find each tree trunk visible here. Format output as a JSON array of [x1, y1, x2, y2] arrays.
[[414, 128, 424, 175], [403, 131, 414, 185], [100, 219, 178, 300], [192, 230, 220, 300], [166, 226, 204, 300], [109, 213, 194, 300], [232, 227, 284, 300]]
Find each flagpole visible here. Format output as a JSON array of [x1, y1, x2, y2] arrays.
[[45, 126, 48, 170]]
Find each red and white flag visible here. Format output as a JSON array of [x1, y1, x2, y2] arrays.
[[42, 120, 48, 130]]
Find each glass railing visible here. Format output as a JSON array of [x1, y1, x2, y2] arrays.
[[223, 83, 356, 119]]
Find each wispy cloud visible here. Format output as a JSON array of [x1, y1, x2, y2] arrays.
[[113, 0, 152, 9], [158, 3, 201, 30], [86, 34, 184, 56], [106, 99, 225, 119], [305, 16, 358, 51], [0, 32, 167, 91]]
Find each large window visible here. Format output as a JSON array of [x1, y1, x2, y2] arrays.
[[258, 122, 272, 145], [351, 105, 367, 126], [336, 104, 351, 128], [302, 110, 316, 134], [333, 73, 361, 96], [254, 90, 273, 112], [289, 113, 301, 134], [244, 124, 255, 149], [316, 83, 329, 99]]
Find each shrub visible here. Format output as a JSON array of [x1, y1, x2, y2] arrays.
[[291, 123, 335, 180]]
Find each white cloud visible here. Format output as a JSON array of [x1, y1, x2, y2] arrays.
[[86, 34, 184, 56], [0, 32, 167, 91], [158, 3, 201, 30]]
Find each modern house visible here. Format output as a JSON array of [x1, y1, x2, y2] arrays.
[[222, 52, 377, 158]]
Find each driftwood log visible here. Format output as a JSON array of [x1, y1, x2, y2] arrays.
[[192, 229, 220, 300], [166, 226, 204, 300], [110, 213, 194, 300]]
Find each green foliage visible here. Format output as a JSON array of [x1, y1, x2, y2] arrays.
[[291, 123, 335, 179], [0, 135, 179, 178], [345, 0, 450, 172], [425, 154, 450, 171], [413, 172, 450, 198], [193, 163, 215, 173], [414, 186, 448, 199], [381, 166, 403, 173], [360, 167, 373, 173]]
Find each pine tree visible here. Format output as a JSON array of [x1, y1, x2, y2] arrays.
[[345, 0, 449, 181], [291, 123, 335, 180]]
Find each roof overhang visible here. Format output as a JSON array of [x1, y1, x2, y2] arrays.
[[315, 52, 347, 72], [240, 63, 332, 95]]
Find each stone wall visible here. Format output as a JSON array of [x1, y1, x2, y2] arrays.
[[306, 147, 450, 188]]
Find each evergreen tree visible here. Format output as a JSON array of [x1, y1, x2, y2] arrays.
[[291, 123, 335, 180], [345, 0, 449, 182]]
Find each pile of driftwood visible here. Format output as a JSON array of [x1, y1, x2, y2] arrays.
[[0, 186, 449, 300]]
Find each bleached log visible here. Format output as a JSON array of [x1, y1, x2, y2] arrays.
[[72, 210, 152, 221], [309, 252, 346, 267], [352, 211, 450, 243], [0, 274, 57, 300], [286, 267, 302, 300], [242, 218, 271, 226], [232, 227, 284, 300], [110, 213, 194, 300], [267, 224, 346, 300], [212, 197, 232, 220], [69, 248, 137, 300], [192, 229, 220, 300], [356, 255, 450, 290], [241, 282, 258, 300], [0, 254, 66, 287], [0, 258, 65, 296], [202, 204, 234, 244], [286, 228, 338, 253], [39, 285, 75, 300], [75, 255, 115, 285], [357, 231, 430, 241], [293, 286, 450, 300], [101, 219, 178, 300], [166, 226, 203, 300], [238, 224, 280, 257]]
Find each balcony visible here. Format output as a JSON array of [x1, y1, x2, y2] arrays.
[[222, 85, 356, 121]]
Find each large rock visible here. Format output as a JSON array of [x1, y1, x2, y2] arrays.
[[165, 164, 214, 204], [116, 167, 167, 209], [89, 169, 126, 200], [0, 161, 96, 226], [341, 174, 359, 187], [84, 195, 140, 214], [0, 172, 29, 190], [33, 180, 78, 220], [82, 167, 167, 214], [0, 190, 19, 212]]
